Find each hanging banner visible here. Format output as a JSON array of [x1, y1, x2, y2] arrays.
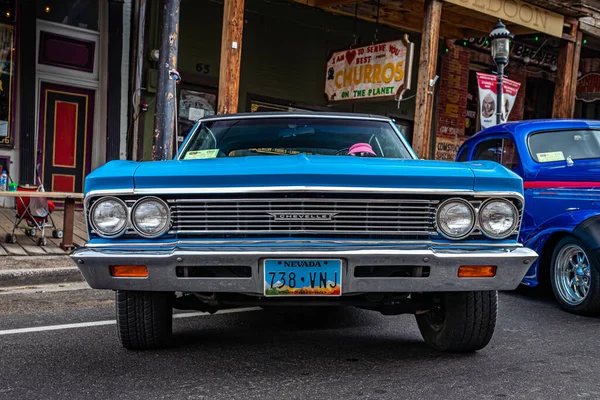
[[576, 73, 600, 103], [325, 35, 414, 103], [477, 72, 521, 129]]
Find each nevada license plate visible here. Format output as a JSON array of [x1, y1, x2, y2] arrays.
[[264, 259, 342, 296]]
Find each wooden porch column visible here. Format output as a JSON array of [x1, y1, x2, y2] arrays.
[[412, 0, 442, 159], [217, 0, 245, 114], [553, 24, 581, 119]]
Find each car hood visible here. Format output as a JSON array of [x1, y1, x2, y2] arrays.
[[84, 156, 523, 195]]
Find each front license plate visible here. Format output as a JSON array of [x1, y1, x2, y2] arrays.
[[264, 259, 342, 296]]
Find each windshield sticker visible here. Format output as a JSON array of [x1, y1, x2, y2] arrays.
[[537, 151, 565, 162], [184, 149, 219, 159]]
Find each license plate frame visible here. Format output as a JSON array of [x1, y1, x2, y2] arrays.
[[263, 259, 343, 297]]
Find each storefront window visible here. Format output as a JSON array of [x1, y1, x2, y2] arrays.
[[0, 23, 13, 147], [37, 0, 99, 31], [177, 88, 217, 146]]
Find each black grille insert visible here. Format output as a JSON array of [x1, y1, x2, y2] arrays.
[[354, 266, 431, 278]]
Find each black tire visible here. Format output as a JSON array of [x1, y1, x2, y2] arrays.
[[116, 291, 174, 350], [550, 236, 600, 316], [416, 291, 498, 353]]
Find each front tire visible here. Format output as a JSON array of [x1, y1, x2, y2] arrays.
[[116, 291, 173, 350], [416, 291, 497, 353], [550, 236, 600, 316]]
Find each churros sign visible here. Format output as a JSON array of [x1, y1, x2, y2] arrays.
[[325, 36, 414, 102]]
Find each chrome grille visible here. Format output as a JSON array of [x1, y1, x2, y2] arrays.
[[168, 194, 439, 238]]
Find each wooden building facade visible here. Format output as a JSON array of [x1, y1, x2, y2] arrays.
[[0, 0, 132, 203], [131, 0, 600, 161]]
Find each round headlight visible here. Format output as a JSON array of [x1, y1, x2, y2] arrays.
[[90, 197, 128, 238], [131, 197, 170, 237], [479, 199, 518, 239], [436, 199, 476, 239]]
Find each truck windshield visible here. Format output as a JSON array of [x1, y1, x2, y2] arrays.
[[529, 129, 600, 163], [179, 117, 413, 160]]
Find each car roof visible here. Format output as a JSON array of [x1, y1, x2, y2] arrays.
[[462, 119, 600, 147], [199, 111, 393, 122]]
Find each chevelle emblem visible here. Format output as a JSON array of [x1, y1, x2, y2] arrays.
[[268, 213, 338, 221]]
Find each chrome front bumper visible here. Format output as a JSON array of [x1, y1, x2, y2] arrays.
[[71, 244, 538, 294]]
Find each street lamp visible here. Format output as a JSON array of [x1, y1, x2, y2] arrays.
[[489, 20, 513, 125]]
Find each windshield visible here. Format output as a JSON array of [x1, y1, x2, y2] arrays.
[[529, 129, 600, 163], [179, 117, 413, 160]]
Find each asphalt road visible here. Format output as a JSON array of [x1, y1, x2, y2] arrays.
[[0, 286, 599, 400]]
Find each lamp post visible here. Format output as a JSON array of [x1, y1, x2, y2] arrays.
[[489, 21, 513, 125]]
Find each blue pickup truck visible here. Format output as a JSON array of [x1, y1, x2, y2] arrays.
[[72, 112, 537, 352], [458, 119, 600, 316]]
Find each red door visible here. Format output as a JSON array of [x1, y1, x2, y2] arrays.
[[37, 82, 95, 193]]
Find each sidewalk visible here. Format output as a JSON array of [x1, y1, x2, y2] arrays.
[[0, 208, 87, 288]]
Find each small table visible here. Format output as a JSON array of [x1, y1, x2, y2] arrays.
[[0, 191, 84, 251]]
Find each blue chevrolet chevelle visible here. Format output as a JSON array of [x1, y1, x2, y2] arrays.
[[458, 119, 600, 316], [72, 112, 537, 352]]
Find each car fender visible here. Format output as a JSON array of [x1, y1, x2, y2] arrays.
[[573, 215, 600, 272], [521, 210, 600, 285]]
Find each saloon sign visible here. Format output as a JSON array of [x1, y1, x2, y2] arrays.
[[443, 0, 564, 38], [325, 36, 414, 102]]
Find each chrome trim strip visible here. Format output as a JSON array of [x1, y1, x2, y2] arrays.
[[85, 186, 523, 201], [196, 113, 393, 123], [82, 239, 523, 249]]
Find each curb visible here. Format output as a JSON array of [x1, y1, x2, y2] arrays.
[[0, 267, 85, 288]]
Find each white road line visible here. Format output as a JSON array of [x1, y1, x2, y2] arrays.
[[0, 307, 260, 336]]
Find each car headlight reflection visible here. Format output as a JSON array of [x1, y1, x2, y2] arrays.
[[131, 197, 170, 237], [479, 200, 518, 239], [90, 197, 128, 238], [436, 199, 475, 240]]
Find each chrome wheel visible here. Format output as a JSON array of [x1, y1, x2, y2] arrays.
[[554, 244, 592, 306]]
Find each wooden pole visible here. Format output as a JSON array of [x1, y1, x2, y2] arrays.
[[217, 0, 245, 114], [412, 0, 442, 159], [567, 31, 583, 118], [552, 24, 579, 119], [60, 198, 76, 252], [153, 0, 180, 161]]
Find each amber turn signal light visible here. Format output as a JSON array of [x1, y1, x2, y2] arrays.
[[110, 265, 148, 278], [458, 265, 496, 278]]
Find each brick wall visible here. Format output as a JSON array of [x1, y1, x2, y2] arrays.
[[434, 41, 470, 160], [434, 43, 529, 160]]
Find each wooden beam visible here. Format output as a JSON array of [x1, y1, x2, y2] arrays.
[[331, 4, 464, 38], [552, 24, 579, 119], [313, 0, 361, 7], [568, 31, 583, 118], [412, 0, 442, 159], [389, 1, 490, 36], [217, 0, 245, 114]]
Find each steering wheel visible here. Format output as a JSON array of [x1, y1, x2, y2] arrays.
[[333, 148, 350, 156]]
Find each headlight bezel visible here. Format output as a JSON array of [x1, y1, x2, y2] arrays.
[[435, 198, 477, 240], [130, 196, 171, 238], [478, 198, 519, 239], [89, 196, 129, 238]]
